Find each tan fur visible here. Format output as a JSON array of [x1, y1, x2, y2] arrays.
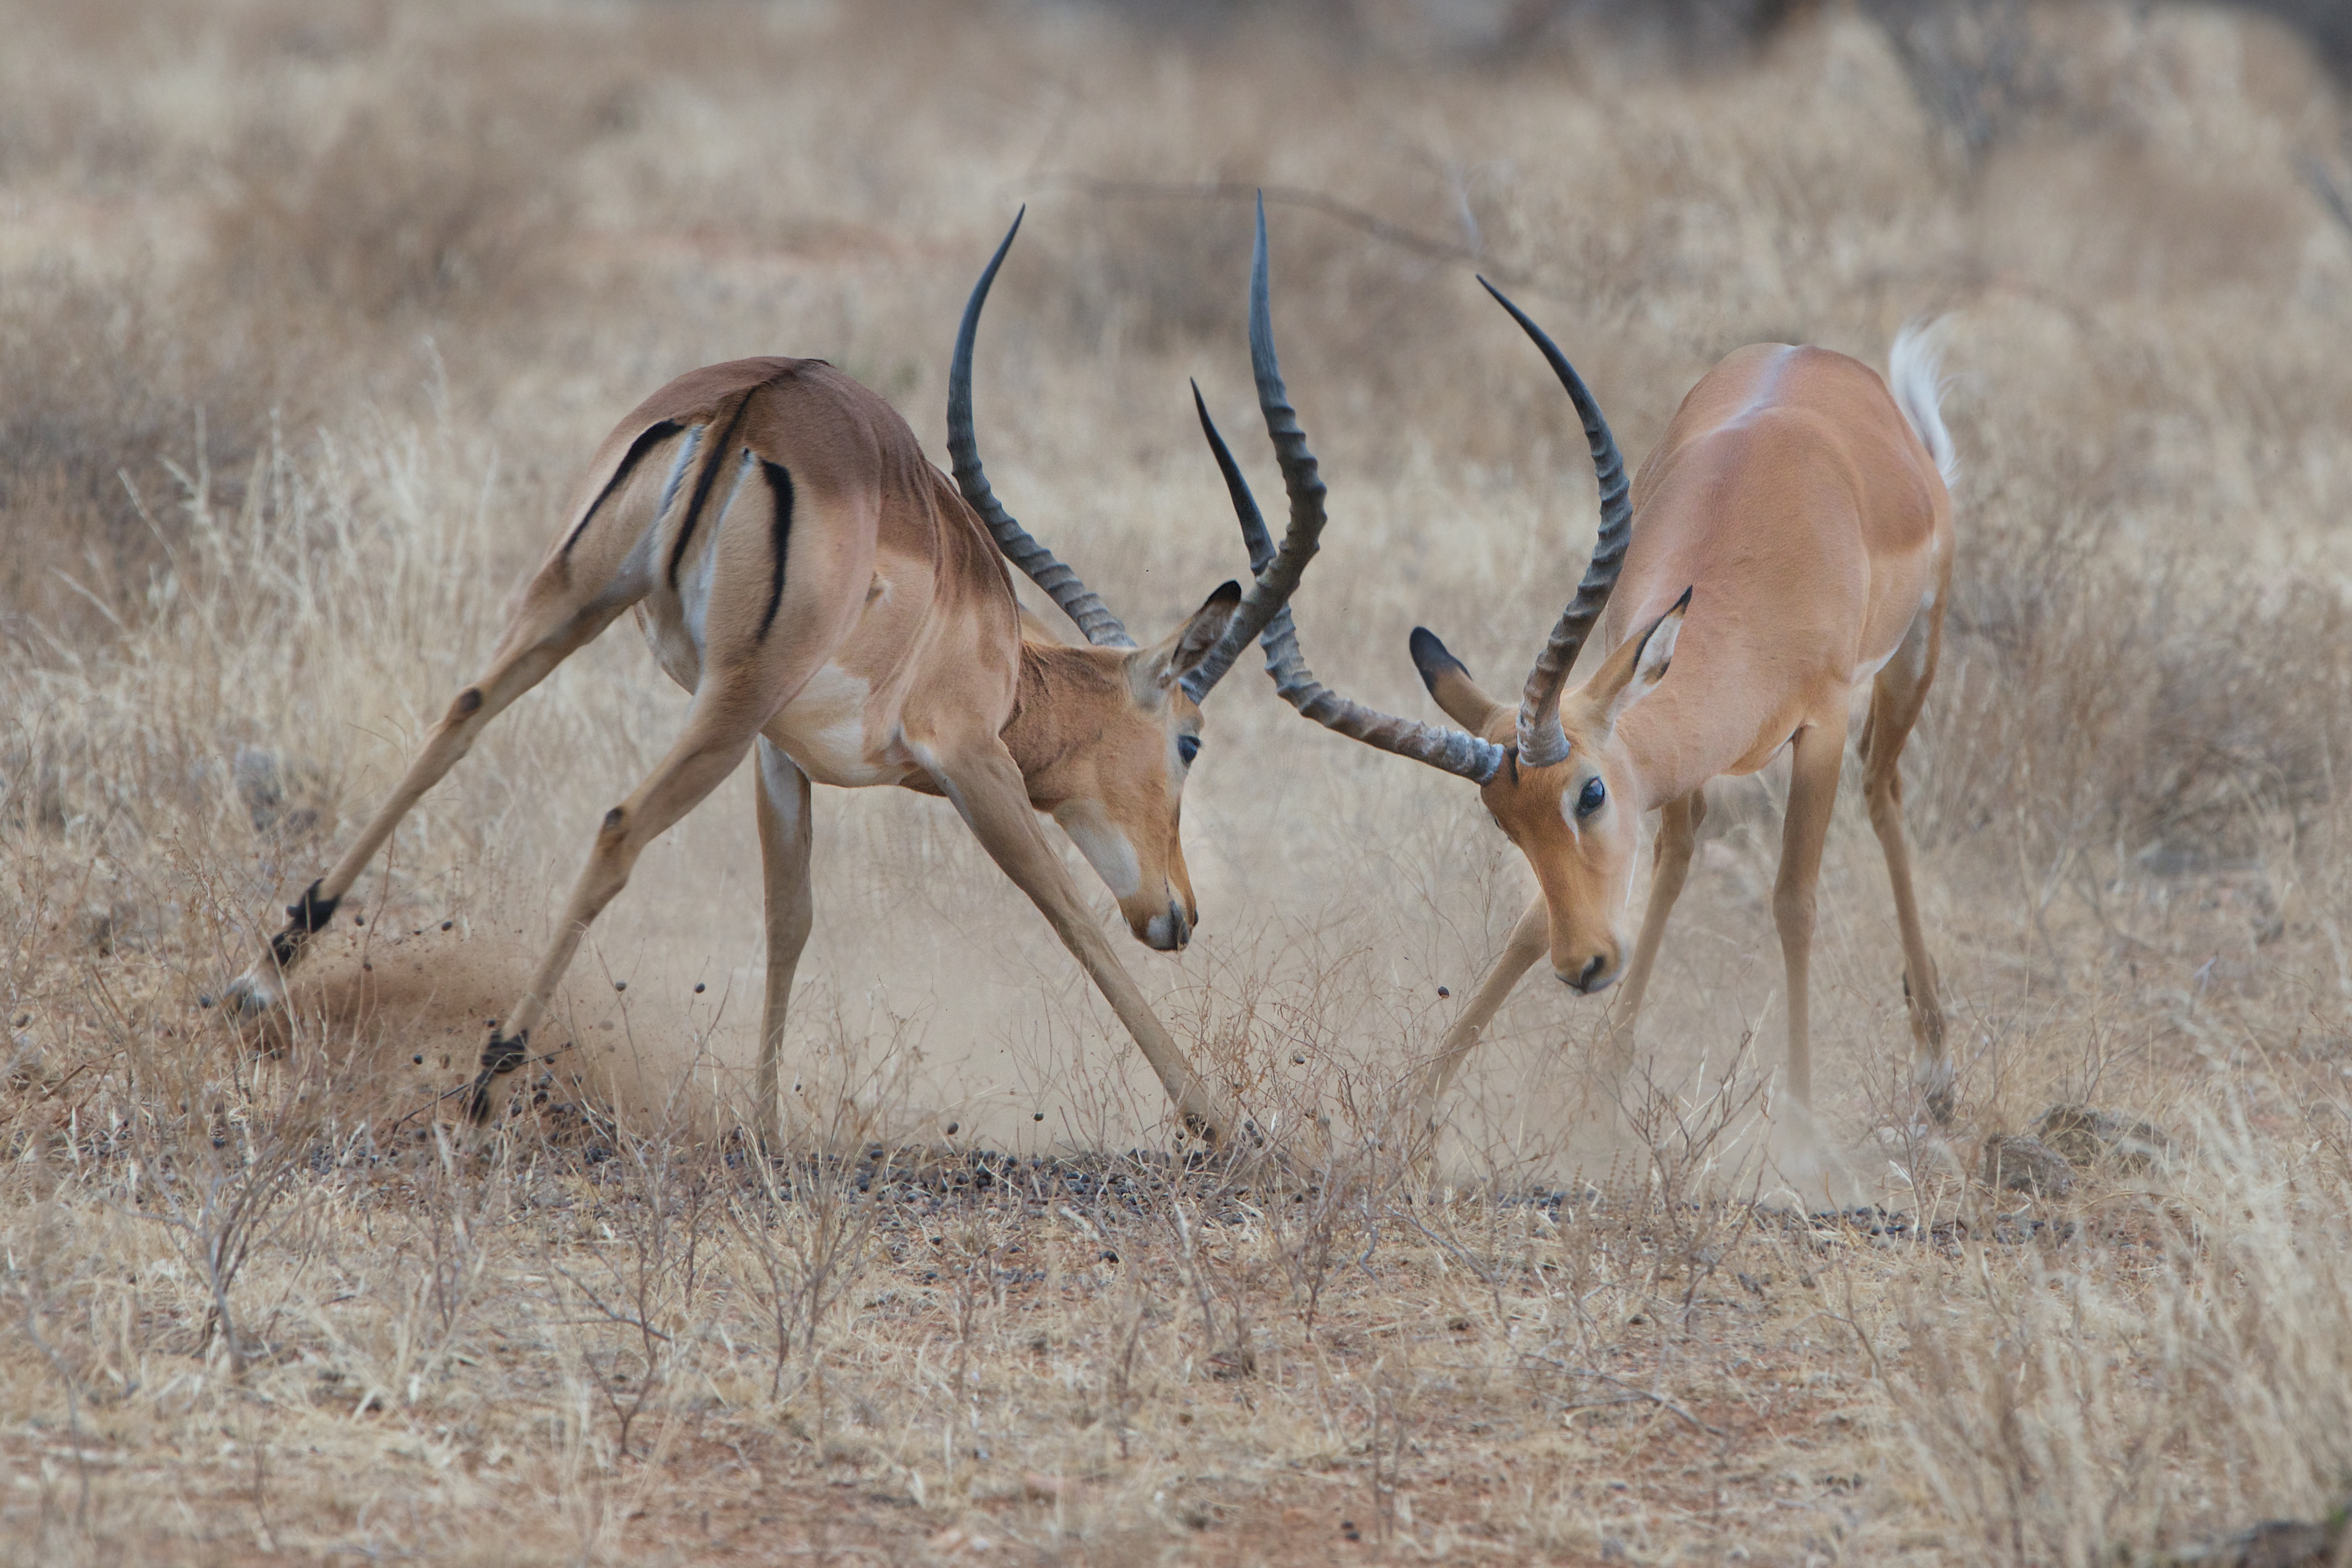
[[1418, 341, 1957, 1137], [228, 357, 1256, 1147]]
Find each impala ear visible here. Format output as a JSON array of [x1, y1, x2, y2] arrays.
[[1410, 627, 1510, 736], [1567, 588, 1688, 742], [1135, 580, 1244, 694]]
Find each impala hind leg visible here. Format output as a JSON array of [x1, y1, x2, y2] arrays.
[[1775, 720, 1846, 1112], [223, 570, 635, 1018], [467, 676, 783, 1124], [920, 738, 1260, 1156], [1409, 895, 1547, 1153], [1861, 611, 1952, 1123], [751, 739, 815, 1149], [1600, 790, 1705, 1086]]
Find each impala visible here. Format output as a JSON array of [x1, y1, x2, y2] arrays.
[[223, 212, 1324, 1150], [1197, 204, 1956, 1145]]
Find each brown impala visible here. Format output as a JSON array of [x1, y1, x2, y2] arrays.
[[1198, 200, 1956, 1147], [224, 212, 1324, 1150]]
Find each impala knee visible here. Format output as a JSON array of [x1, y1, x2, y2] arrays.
[[1773, 882, 1816, 938], [1864, 774, 1906, 829], [447, 686, 484, 724]]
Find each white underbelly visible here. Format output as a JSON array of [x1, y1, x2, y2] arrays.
[[1845, 646, 1896, 687], [765, 663, 898, 787], [1844, 583, 1937, 689]]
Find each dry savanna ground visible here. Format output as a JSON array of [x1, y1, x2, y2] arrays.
[[10, 0, 2352, 1562]]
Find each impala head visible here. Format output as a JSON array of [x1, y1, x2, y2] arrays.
[[1193, 202, 1689, 991], [1021, 582, 1244, 950], [948, 208, 1323, 953], [1411, 595, 1686, 991]]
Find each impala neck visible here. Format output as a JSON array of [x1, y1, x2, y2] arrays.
[[1613, 703, 1703, 816], [1605, 608, 1768, 811], [1001, 639, 1120, 801]]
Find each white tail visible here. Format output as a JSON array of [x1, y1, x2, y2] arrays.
[[1888, 318, 1958, 490]]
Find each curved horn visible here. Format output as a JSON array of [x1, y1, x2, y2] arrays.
[[1178, 379, 1287, 699], [948, 208, 1134, 649], [1476, 277, 1633, 769], [1189, 197, 1504, 784], [1180, 195, 1325, 704]]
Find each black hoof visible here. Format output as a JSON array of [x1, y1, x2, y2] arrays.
[[267, 879, 341, 967], [467, 1027, 529, 1124]]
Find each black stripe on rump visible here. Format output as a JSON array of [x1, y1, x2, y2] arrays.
[[668, 393, 756, 588], [757, 460, 796, 642], [561, 420, 683, 558]]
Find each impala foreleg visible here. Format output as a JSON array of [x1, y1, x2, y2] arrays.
[[751, 738, 815, 1149], [1409, 894, 1548, 1148], [1862, 611, 1952, 1123], [921, 739, 1254, 1153], [225, 575, 631, 1018], [1601, 789, 1704, 1084], [1773, 721, 1846, 1111], [469, 686, 770, 1125]]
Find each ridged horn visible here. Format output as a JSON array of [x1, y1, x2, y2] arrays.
[[1179, 197, 1329, 702], [1191, 196, 1505, 785], [948, 208, 1134, 649], [1181, 378, 1292, 704], [1476, 277, 1633, 769]]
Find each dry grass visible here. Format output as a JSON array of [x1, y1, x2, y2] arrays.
[[9, 0, 2352, 1561]]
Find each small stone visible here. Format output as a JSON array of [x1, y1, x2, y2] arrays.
[[1979, 1134, 2074, 1199], [945, 1121, 959, 1136], [1437, 986, 1451, 998], [614, 980, 627, 992], [1034, 1111, 1044, 1122], [693, 982, 705, 994], [2037, 1104, 2171, 1173], [441, 920, 453, 931], [6, 1034, 44, 1084]]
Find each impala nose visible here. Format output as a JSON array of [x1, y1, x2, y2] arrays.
[[1141, 900, 1192, 952], [1559, 954, 1615, 994]]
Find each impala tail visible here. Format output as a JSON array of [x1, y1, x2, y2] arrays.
[[1888, 318, 1958, 490]]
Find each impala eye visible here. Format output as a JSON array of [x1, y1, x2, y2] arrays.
[[1576, 776, 1607, 819], [1177, 734, 1201, 767]]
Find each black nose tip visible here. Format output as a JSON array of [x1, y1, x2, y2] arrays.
[[1563, 954, 1611, 994]]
